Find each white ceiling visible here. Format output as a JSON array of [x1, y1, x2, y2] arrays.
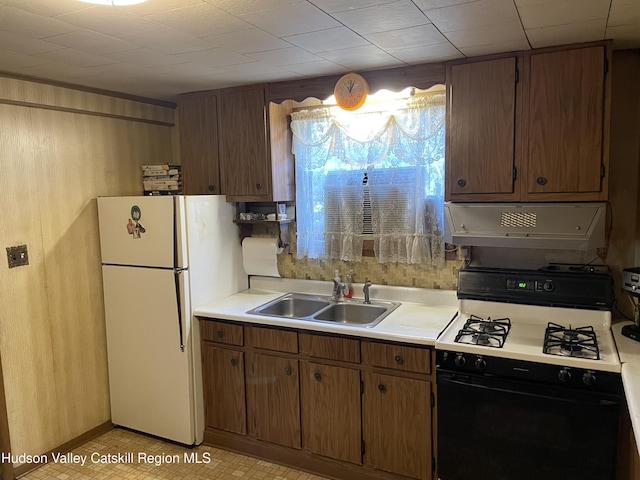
[[0, 0, 638, 102]]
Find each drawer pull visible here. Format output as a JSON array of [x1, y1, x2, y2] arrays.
[[217, 330, 224, 339], [378, 384, 386, 393], [230, 358, 238, 367], [208, 185, 216, 192], [394, 355, 404, 365], [457, 178, 466, 188], [284, 366, 292, 376], [314, 372, 322, 381], [256, 183, 262, 190], [536, 176, 547, 186]]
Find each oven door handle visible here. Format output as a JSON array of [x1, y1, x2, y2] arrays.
[[438, 374, 619, 406]]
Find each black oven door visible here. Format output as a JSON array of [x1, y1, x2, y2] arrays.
[[437, 370, 621, 480]]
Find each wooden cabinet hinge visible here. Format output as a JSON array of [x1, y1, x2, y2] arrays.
[[430, 392, 435, 408], [604, 56, 609, 76], [513, 166, 517, 182], [515, 66, 519, 84], [601, 164, 606, 178], [361, 441, 365, 455], [360, 380, 364, 394]]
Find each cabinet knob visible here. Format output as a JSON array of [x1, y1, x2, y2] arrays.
[[378, 384, 386, 393], [255, 183, 262, 190], [217, 330, 224, 338], [208, 185, 215, 192], [394, 355, 404, 365], [456, 178, 466, 188], [314, 372, 321, 381], [230, 358, 238, 367], [284, 366, 292, 376], [536, 176, 547, 185]]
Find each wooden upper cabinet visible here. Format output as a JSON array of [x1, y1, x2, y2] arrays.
[[446, 56, 519, 201], [178, 94, 220, 195], [524, 45, 608, 200], [445, 41, 611, 202], [218, 85, 295, 202]]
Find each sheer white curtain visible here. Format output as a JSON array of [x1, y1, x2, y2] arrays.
[[291, 93, 445, 266]]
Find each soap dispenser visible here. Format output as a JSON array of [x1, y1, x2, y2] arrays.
[[344, 270, 354, 298]]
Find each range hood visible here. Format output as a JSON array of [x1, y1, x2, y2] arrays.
[[444, 202, 606, 250]]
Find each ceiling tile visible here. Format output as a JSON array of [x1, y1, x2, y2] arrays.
[[608, 1, 640, 27], [0, 50, 53, 69], [170, 47, 254, 66], [421, 0, 520, 32], [120, 0, 204, 16], [605, 23, 640, 48], [0, 5, 80, 38], [205, 0, 304, 16], [33, 47, 122, 68], [20, 60, 102, 80], [144, 2, 251, 38], [43, 30, 139, 55], [105, 47, 191, 67], [365, 24, 449, 50], [122, 29, 214, 55], [444, 20, 529, 48], [283, 27, 371, 53], [319, 44, 406, 70], [246, 47, 324, 67], [7, 0, 91, 17], [525, 18, 607, 48], [459, 39, 531, 56], [388, 41, 463, 63], [0, 30, 64, 55], [200, 28, 291, 54], [413, 0, 478, 8], [517, 0, 610, 29], [55, 6, 172, 37], [331, 0, 430, 35], [309, 0, 397, 14], [284, 59, 350, 76], [239, 2, 341, 37]]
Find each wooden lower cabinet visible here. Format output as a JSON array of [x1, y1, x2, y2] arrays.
[[362, 372, 432, 480], [246, 352, 301, 449], [202, 344, 246, 434], [200, 319, 435, 480], [300, 361, 362, 464]]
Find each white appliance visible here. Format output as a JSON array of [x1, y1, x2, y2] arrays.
[[97, 195, 247, 445]]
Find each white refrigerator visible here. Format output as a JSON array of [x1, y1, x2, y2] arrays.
[[97, 195, 247, 445]]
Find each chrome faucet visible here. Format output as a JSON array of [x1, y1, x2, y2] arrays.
[[332, 279, 345, 302], [363, 281, 372, 304]]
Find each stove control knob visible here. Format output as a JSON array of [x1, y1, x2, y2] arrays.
[[474, 356, 487, 370], [558, 368, 572, 383], [454, 354, 466, 367], [582, 371, 597, 386]]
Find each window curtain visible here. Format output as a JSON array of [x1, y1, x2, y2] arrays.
[[291, 94, 445, 266]]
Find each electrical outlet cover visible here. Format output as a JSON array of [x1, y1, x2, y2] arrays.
[[7, 245, 29, 268]]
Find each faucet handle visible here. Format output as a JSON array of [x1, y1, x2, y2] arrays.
[[363, 280, 372, 304]]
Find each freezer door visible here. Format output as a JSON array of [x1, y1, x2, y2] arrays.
[[102, 264, 196, 445], [97, 196, 187, 268]]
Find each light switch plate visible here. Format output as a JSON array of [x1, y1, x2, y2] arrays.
[[7, 245, 29, 268]]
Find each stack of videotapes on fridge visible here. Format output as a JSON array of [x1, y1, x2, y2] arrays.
[[142, 164, 182, 195]]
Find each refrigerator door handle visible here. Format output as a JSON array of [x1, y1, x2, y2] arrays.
[[174, 268, 186, 352]]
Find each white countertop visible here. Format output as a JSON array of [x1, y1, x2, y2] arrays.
[[613, 321, 640, 457], [193, 276, 458, 346]]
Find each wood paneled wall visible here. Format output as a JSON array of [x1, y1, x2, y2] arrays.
[[0, 76, 175, 461]]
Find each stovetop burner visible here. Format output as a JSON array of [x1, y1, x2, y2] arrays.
[[454, 315, 511, 348], [543, 322, 600, 360]]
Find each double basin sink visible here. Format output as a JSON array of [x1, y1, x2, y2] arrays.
[[247, 292, 400, 328]]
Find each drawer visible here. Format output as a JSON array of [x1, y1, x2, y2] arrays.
[[299, 333, 360, 363], [201, 320, 244, 346], [365, 342, 431, 374], [246, 325, 298, 353]]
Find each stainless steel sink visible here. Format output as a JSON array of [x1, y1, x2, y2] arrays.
[[247, 292, 399, 328]]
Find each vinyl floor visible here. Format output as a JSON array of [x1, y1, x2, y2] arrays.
[[20, 428, 328, 480]]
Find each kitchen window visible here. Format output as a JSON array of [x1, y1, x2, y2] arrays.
[[291, 87, 445, 266]]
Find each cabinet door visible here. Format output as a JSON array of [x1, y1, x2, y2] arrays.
[[246, 353, 300, 448], [526, 46, 606, 197], [178, 94, 220, 195], [446, 57, 518, 200], [219, 86, 270, 198], [300, 361, 361, 464], [202, 344, 246, 434], [362, 372, 432, 480]]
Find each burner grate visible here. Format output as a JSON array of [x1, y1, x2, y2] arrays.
[[543, 322, 600, 360], [455, 315, 511, 348]]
